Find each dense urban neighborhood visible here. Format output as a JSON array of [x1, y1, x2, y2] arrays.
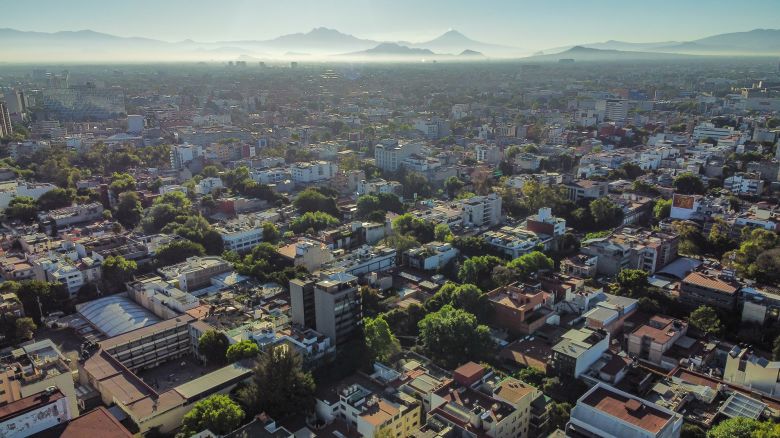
[[2, 19, 780, 438]]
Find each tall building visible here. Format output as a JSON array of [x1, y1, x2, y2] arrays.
[[290, 272, 360, 346], [42, 85, 125, 121], [374, 141, 422, 172], [0, 101, 12, 137], [596, 98, 628, 121]]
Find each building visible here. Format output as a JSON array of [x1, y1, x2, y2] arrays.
[[321, 245, 396, 277], [403, 241, 458, 271], [158, 256, 233, 292], [487, 283, 554, 336], [568, 383, 683, 438], [214, 218, 264, 253], [0, 101, 11, 137], [290, 272, 360, 346], [170, 143, 203, 169], [551, 328, 609, 378], [492, 377, 545, 438], [460, 193, 502, 228], [581, 228, 679, 276], [42, 85, 125, 121], [723, 345, 780, 396], [561, 254, 598, 278], [692, 122, 736, 141], [669, 194, 729, 221], [128, 275, 200, 319], [596, 98, 628, 121], [0, 340, 79, 416], [357, 178, 403, 198], [0, 181, 57, 209], [724, 172, 765, 195], [525, 207, 566, 237], [0, 388, 73, 438], [374, 141, 422, 172], [290, 161, 338, 183], [47, 406, 133, 438], [564, 179, 609, 202], [39, 202, 104, 228], [126, 114, 144, 133], [627, 315, 688, 368], [679, 271, 739, 311], [277, 238, 334, 272]]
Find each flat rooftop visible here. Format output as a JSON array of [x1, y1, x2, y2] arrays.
[[581, 386, 672, 434]]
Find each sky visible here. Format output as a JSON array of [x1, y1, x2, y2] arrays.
[[2, 0, 780, 50]]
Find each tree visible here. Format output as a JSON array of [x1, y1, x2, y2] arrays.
[[236, 347, 316, 419], [115, 191, 143, 230], [653, 199, 672, 220], [15, 317, 36, 341], [458, 255, 504, 291], [155, 240, 205, 266], [515, 367, 546, 388], [6, 196, 38, 222], [198, 330, 229, 365], [37, 188, 74, 211], [360, 286, 384, 318], [681, 424, 706, 438], [109, 172, 137, 196], [444, 176, 464, 198], [614, 269, 649, 298], [364, 316, 400, 362], [293, 188, 339, 216], [673, 172, 705, 195], [434, 223, 453, 242], [101, 256, 137, 293], [392, 214, 435, 243], [289, 211, 339, 234], [707, 417, 763, 438], [178, 394, 243, 437], [417, 304, 494, 369], [16, 280, 59, 323], [689, 306, 721, 336], [261, 222, 280, 244], [226, 340, 260, 362], [549, 402, 572, 431], [506, 251, 554, 281], [589, 197, 624, 230]]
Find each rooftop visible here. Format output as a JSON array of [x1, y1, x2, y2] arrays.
[[580, 385, 674, 434]]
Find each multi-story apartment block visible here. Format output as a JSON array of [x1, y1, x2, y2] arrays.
[[679, 270, 739, 311], [321, 245, 396, 277], [403, 241, 458, 271], [158, 256, 232, 292], [460, 193, 502, 228], [374, 141, 422, 172], [356, 178, 403, 198], [596, 98, 628, 121], [551, 328, 609, 378], [723, 345, 780, 397], [692, 122, 736, 141], [627, 315, 688, 368], [290, 161, 338, 183], [568, 383, 683, 438], [290, 272, 360, 346], [581, 228, 679, 276], [563, 179, 609, 202], [488, 283, 554, 336], [724, 172, 765, 195]]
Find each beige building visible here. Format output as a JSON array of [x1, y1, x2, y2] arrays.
[[158, 256, 232, 292], [277, 238, 334, 272], [723, 345, 780, 397]]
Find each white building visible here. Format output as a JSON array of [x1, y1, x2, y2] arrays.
[[403, 242, 459, 271], [596, 98, 628, 122], [356, 179, 403, 197], [568, 383, 683, 438], [374, 142, 422, 172], [692, 122, 736, 141], [724, 173, 764, 195], [214, 218, 265, 253], [251, 167, 290, 184], [170, 143, 202, 169], [723, 345, 780, 396], [0, 181, 57, 210], [460, 193, 502, 228], [322, 245, 396, 277], [196, 177, 224, 195], [290, 161, 338, 183]]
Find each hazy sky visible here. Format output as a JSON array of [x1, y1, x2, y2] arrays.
[[3, 0, 780, 50]]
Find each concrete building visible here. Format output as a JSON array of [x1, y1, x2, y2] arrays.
[[374, 141, 422, 172], [158, 256, 233, 292], [0, 181, 57, 210], [277, 238, 334, 272], [460, 193, 502, 228], [322, 245, 396, 277], [568, 383, 683, 438], [564, 179, 609, 202], [724, 172, 765, 195], [525, 207, 566, 237], [127, 114, 144, 133], [403, 241, 458, 271], [596, 98, 628, 121], [488, 283, 554, 336], [291, 272, 360, 346], [0, 388, 73, 438], [581, 228, 679, 276], [627, 315, 688, 368], [723, 345, 780, 397], [39, 202, 104, 228], [551, 328, 609, 378], [0, 101, 11, 137], [679, 271, 739, 311], [290, 161, 338, 183], [692, 122, 736, 141], [128, 275, 200, 320], [0, 340, 79, 416], [214, 218, 264, 253]]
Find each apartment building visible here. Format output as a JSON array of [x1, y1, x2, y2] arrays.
[[290, 272, 361, 346], [488, 283, 554, 336], [214, 218, 264, 253], [290, 161, 338, 183], [356, 178, 403, 197], [692, 122, 736, 141], [460, 193, 502, 228], [581, 228, 679, 276], [128, 275, 200, 320], [321, 245, 396, 277], [563, 179, 609, 202], [374, 141, 422, 172], [0, 101, 11, 137], [596, 98, 628, 121], [551, 328, 610, 378], [403, 241, 458, 271], [723, 345, 780, 397], [679, 271, 739, 311], [277, 238, 334, 272], [627, 315, 688, 368], [0, 388, 73, 438], [158, 256, 232, 292], [39, 202, 104, 228], [0, 180, 56, 209], [724, 172, 765, 195], [568, 383, 683, 438]]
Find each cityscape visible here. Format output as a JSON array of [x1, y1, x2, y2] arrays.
[[2, 1, 780, 437]]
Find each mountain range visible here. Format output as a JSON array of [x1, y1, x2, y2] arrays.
[[1, 27, 779, 63]]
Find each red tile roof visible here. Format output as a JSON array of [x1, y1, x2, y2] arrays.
[[582, 386, 672, 433]]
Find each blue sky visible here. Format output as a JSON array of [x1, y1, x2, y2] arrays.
[[2, 0, 779, 50]]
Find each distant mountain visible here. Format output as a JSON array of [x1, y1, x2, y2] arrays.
[[342, 43, 436, 58], [459, 49, 484, 57], [653, 29, 780, 54], [412, 30, 522, 56], [523, 45, 695, 62], [232, 27, 379, 54], [545, 29, 780, 56]]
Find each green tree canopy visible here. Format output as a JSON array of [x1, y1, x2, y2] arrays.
[[115, 191, 143, 230], [179, 394, 243, 437], [417, 304, 494, 369], [198, 330, 229, 365], [364, 316, 401, 362], [293, 188, 339, 216], [689, 305, 721, 336], [458, 255, 504, 291], [289, 211, 340, 234], [673, 172, 705, 195], [155, 239, 206, 266], [226, 340, 260, 363], [101, 255, 137, 293]]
